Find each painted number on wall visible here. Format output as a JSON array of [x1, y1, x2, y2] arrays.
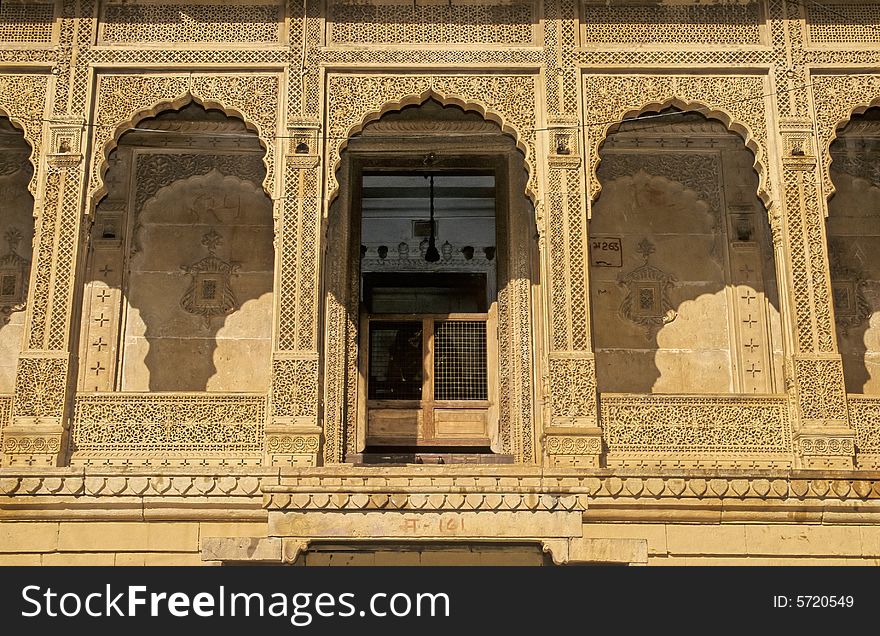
[[590, 236, 622, 267]]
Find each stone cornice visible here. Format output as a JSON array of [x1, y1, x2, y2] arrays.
[[3, 468, 880, 503]]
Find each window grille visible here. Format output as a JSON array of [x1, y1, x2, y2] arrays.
[[434, 320, 488, 401]]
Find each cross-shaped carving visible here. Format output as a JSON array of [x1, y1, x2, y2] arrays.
[[746, 364, 762, 378], [96, 289, 111, 303], [92, 337, 107, 352], [24, 455, 38, 466], [93, 313, 109, 327], [742, 314, 758, 328], [739, 264, 755, 281], [98, 264, 113, 277], [744, 338, 760, 353], [90, 361, 105, 376], [741, 290, 757, 305]]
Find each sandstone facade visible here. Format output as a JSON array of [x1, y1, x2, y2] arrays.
[[2, 0, 880, 565]]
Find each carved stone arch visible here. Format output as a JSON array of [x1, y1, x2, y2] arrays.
[[88, 74, 281, 210], [812, 75, 880, 208], [323, 75, 539, 216], [582, 75, 773, 215], [0, 74, 50, 197], [321, 84, 541, 464]]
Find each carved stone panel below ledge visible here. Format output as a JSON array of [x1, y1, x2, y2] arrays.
[[69, 393, 266, 467], [601, 394, 792, 469]]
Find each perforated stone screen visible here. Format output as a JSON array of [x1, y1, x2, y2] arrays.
[[0, 1, 54, 43], [99, 1, 283, 44], [581, 0, 762, 45]]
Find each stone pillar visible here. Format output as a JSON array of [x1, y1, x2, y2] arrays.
[[540, 0, 602, 468], [265, 120, 322, 467], [777, 117, 855, 468], [3, 117, 86, 467]]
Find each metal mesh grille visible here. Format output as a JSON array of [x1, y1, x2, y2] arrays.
[[368, 321, 423, 400], [434, 321, 487, 401]]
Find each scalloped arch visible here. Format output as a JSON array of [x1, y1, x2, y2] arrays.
[[90, 92, 271, 213], [591, 97, 771, 211], [821, 99, 880, 206], [325, 84, 538, 211], [0, 107, 39, 199]]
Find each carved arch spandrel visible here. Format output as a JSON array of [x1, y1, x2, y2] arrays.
[[0, 74, 49, 197], [88, 74, 281, 207], [324, 75, 540, 211], [812, 74, 880, 207], [582, 75, 773, 212]]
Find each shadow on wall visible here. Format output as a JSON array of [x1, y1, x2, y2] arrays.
[[590, 111, 783, 395], [85, 103, 274, 392], [0, 117, 35, 393], [828, 107, 880, 394]]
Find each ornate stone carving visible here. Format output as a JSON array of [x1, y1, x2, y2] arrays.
[[548, 356, 596, 425], [582, 74, 772, 210], [328, 0, 536, 45], [617, 239, 677, 338], [0, 395, 10, 431], [805, 3, 880, 45], [324, 74, 538, 209], [11, 355, 67, 423], [271, 357, 318, 421], [581, 1, 762, 45], [828, 242, 872, 337], [180, 230, 240, 326], [848, 397, 880, 469], [813, 74, 880, 200], [0, 1, 55, 43], [99, 2, 283, 44], [602, 395, 792, 468], [0, 73, 48, 195], [0, 227, 30, 318], [70, 394, 265, 466], [89, 74, 280, 203], [794, 356, 848, 423], [45, 117, 84, 168], [798, 435, 855, 457]]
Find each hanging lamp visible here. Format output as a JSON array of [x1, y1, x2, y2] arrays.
[[424, 173, 440, 263]]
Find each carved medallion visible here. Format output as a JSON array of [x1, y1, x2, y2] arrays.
[[0, 227, 30, 319], [618, 239, 677, 338], [828, 241, 871, 337], [180, 229, 239, 326]]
